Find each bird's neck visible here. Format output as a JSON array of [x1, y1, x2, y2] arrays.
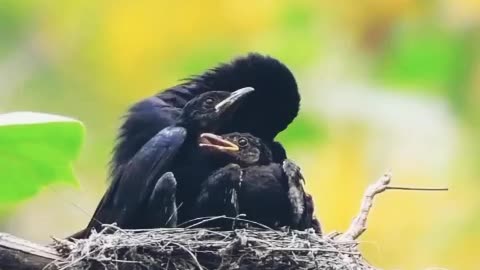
[[175, 117, 191, 129], [176, 117, 209, 135]]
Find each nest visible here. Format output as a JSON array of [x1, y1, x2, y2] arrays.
[[50, 221, 376, 270]]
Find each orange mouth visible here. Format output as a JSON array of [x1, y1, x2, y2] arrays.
[[198, 133, 239, 152]]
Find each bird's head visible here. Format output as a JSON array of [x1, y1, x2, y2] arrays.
[[179, 87, 254, 132], [187, 53, 300, 141], [198, 132, 273, 166]]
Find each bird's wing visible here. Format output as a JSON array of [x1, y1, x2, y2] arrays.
[[144, 172, 178, 228], [282, 159, 307, 228], [236, 164, 293, 228], [304, 193, 323, 234], [111, 97, 182, 178], [85, 126, 187, 235], [282, 160, 321, 232], [193, 163, 242, 218]]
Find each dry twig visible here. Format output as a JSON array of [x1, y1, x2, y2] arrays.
[[338, 172, 392, 241], [386, 186, 448, 191]]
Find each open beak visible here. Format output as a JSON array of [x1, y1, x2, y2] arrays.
[[214, 87, 254, 114], [199, 133, 239, 152]]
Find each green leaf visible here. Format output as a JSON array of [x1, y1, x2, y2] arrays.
[[0, 112, 84, 203]]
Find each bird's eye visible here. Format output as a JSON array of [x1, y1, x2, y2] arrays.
[[238, 137, 248, 147], [204, 98, 215, 107]]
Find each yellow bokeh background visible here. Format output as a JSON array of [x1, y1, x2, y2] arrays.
[[1, 1, 479, 269]]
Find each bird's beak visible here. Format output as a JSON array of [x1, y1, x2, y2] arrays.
[[214, 87, 254, 114], [199, 133, 239, 152]]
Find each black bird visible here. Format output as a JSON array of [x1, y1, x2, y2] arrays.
[[191, 132, 321, 232], [111, 53, 300, 184], [106, 53, 306, 223], [71, 53, 319, 238], [75, 87, 254, 238]]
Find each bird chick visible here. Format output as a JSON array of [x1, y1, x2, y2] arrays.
[[194, 132, 320, 232]]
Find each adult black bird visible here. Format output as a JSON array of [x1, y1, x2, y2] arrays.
[[74, 87, 254, 238], [111, 53, 300, 184], [191, 132, 322, 233], [72, 53, 317, 238], [106, 53, 305, 223]]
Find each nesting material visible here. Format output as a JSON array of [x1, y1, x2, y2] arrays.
[[51, 223, 376, 270]]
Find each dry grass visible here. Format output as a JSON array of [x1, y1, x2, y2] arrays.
[[51, 218, 376, 270]]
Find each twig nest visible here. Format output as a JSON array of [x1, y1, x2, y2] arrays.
[[52, 225, 377, 270]]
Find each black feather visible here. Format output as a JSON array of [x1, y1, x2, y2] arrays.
[[110, 53, 300, 179]]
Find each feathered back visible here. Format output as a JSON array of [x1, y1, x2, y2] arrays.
[[161, 53, 300, 140]]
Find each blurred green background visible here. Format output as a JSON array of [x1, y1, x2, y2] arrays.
[[1, 1, 479, 269]]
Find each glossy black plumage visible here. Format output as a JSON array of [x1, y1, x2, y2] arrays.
[[72, 53, 312, 238], [144, 172, 178, 228], [104, 54, 301, 227], [74, 89, 253, 238], [111, 53, 300, 181]]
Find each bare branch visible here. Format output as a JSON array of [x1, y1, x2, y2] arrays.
[[386, 186, 448, 191], [0, 233, 60, 270], [338, 172, 392, 241]]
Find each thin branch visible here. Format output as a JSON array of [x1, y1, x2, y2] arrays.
[[338, 172, 392, 241], [386, 186, 448, 191]]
